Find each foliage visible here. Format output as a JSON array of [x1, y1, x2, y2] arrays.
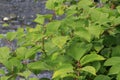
[[0, 0, 120, 80]]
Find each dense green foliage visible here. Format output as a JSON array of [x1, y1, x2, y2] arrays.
[[0, 0, 120, 80]]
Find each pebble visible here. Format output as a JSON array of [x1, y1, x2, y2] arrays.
[[3, 17, 9, 21]]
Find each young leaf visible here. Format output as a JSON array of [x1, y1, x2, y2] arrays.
[[25, 49, 35, 59], [29, 78, 39, 80], [34, 14, 44, 24], [0, 69, 5, 75], [5, 57, 23, 71], [0, 76, 10, 80], [0, 34, 4, 39], [104, 57, 120, 66], [90, 9, 109, 24], [51, 52, 59, 60], [43, 14, 53, 19], [66, 5, 77, 17], [45, 0, 55, 10], [28, 25, 42, 33], [6, 32, 17, 41], [0, 47, 10, 62], [44, 40, 57, 54], [2, 23, 9, 27], [46, 21, 61, 35], [94, 75, 111, 80], [52, 36, 68, 49], [18, 70, 31, 79], [81, 66, 96, 75], [56, 7, 65, 15], [87, 24, 104, 39], [117, 6, 120, 14], [80, 52, 105, 66], [66, 42, 92, 60], [111, 17, 120, 26], [52, 64, 73, 79], [16, 47, 26, 60], [78, 0, 92, 8], [75, 27, 92, 42], [27, 61, 50, 70]]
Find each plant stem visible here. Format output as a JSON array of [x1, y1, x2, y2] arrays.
[[70, 29, 74, 38], [42, 24, 47, 56], [74, 61, 81, 80], [42, 37, 47, 56]]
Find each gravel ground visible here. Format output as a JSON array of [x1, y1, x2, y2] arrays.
[[0, 0, 47, 33]]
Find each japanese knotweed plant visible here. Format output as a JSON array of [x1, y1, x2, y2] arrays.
[[0, 0, 120, 80]]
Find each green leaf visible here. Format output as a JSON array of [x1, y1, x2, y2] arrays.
[[67, 42, 92, 60], [81, 66, 96, 75], [91, 61, 101, 72], [117, 6, 120, 14], [29, 78, 39, 80], [16, 28, 25, 44], [46, 21, 61, 35], [28, 24, 42, 33], [0, 76, 10, 80], [6, 32, 17, 41], [34, 14, 44, 24], [52, 36, 68, 49], [117, 72, 120, 80], [80, 52, 105, 66], [43, 14, 53, 19], [44, 40, 57, 54], [25, 47, 39, 59], [100, 48, 111, 58], [108, 64, 120, 75], [56, 7, 64, 15], [23, 33, 43, 46], [94, 75, 111, 80], [16, 47, 26, 60], [75, 27, 92, 42], [51, 52, 60, 60], [112, 46, 120, 57], [52, 64, 73, 79], [0, 69, 5, 75], [112, 17, 120, 25], [90, 9, 109, 24], [4, 58, 23, 71], [0, 47, 10, 62], [93, 39, 104, 53], [16, 47, 38, 60], [0, 34, 4, 39], [50, 55, 72, 66], [103, 35, 116, 47], [87, 24, 104, 38], [78, 0, 92, 8], [2, 23, 9, 27], [45, 0, 64, 10], [28, 61, 50, 70], [104, 57, 120, 66], [18, 70, 31, 79], [45, 0, 55, 10], [101, 0, 109, 3], [66, 5, 77, 17]]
